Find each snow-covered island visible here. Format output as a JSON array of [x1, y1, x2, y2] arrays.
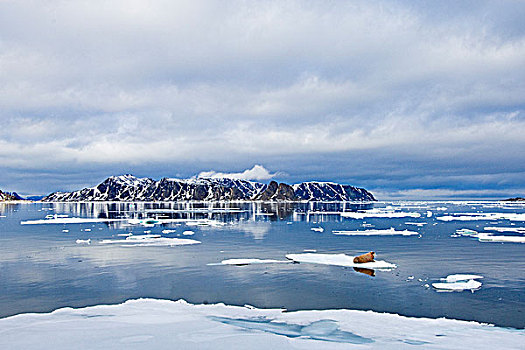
[[42, 175, 376, 202]]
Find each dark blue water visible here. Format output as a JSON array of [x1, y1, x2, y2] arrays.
[[0, 201, 524, 328]]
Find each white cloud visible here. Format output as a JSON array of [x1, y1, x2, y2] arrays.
[[197, 165, 276, 181]]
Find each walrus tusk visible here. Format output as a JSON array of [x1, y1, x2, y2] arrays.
[[353, 251, 375, 263]]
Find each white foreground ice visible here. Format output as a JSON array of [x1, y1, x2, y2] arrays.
[[332, 228, 418, 236], [100, 235, 201, 247], [286, 253, 396, 269], [0, 299, 523, 350], [341, 209, 421, 219]]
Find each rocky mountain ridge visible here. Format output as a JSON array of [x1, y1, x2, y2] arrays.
[[0, 190, 24, 201], [42, 175, 376, 202]]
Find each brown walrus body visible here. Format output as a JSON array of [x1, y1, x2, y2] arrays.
[[353, 251, 375, 264]]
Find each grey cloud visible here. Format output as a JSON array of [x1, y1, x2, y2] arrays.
[[0, 0, 524, 198]]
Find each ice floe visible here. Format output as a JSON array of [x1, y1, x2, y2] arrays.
[[443, 274, 484, 283], [182, 230, 195, 236], [405, 222, 426, 226], [433, 280, 482, 292], [332, 228, 418, 236], [161, 229, 176, 234], [432, 274, 483, 292], [341, 209, 421, 219], [477, 233, 525, 243], [437, 213, 525, 222], [0, 298, 522, 349], [484, 226, 525, 233], [100, 235, 201, 247], [454, 229, 525, 243], [75, 239, 91, 245], [310, 227, 324, 232], [286, 253, 396, 269], [21, 217, 125, 225], [211, 259, 291, 266]]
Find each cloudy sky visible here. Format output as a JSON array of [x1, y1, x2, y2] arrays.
[[1, 0, 524, 199]]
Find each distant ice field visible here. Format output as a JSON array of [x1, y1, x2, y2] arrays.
[[0, 200, 524, 332]]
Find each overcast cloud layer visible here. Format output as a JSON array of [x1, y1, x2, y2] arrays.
[[1, 0, 524, 199]]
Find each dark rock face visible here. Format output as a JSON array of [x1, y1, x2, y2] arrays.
[[42, 174, 376, 202], [503, 197, 525, 202], [0, 190, 24, 201]]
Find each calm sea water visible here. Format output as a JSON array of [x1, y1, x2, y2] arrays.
[[0, 201, 524, 328]]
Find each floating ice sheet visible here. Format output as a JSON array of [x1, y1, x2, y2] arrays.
[[211, 259, 291, 266], [432, 280, 482, 291], [341, 210, 421, 219], [484, 226, 525, 233], [477, 233, 525, 243], [286, 253, 396, 269], [0, 299, 522, 349], [100, 235, 200, 247], [437, 213, 525, 222], [332, 228, 417, 236], [443, 274, 484, 283], [454, 229, 525, 243], [21, 217, 125, 225]]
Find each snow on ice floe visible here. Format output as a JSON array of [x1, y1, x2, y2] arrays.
[[210, 259, 292, 266], [286, 253, 396, 269], [0, 299, 523, 350], [332, 228, 418, 236], [437, 212, 525, 222], [100, 234, 200, 247], [432, 275, 483, 292], [341, 209, 421, 219]]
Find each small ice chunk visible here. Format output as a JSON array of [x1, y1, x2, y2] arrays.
[[182, 230, 194, 236], [62, 229, 69, 233], [405, 222, 426, 226], [432, 280, 482, 291], [162, 229, 176, 234], [311, 227, 324, 232], [76, 239, 91, 245], [426, 211, 433, 217], [83, 228, 91, 232]]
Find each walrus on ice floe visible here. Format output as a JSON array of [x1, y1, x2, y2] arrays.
[[353, 251, 375, 264]]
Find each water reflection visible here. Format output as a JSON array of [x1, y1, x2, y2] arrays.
[[46, 202, 373, 228]]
